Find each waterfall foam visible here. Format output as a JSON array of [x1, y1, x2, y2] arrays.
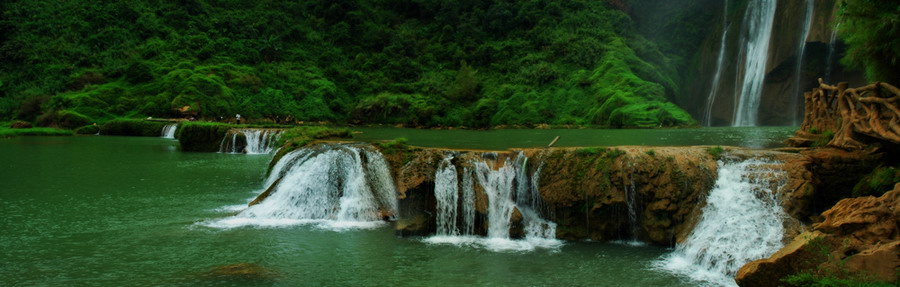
[[425, 152, 561, 252], [733, 0, 778, 127], [219, 129, 283, 154], [656, 159, 788, 286], [161, 124, 178, 139], [204, 144, 398, 230]]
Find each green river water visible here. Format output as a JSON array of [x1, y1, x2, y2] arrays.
[[1, 128, 795, 286]]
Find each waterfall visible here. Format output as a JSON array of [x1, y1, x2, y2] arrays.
[[242, 129, 282, 154], [435, 155, 461, 236], [219, 129, 283, 154], [825, 23, 841, 83], [703, 0, 730, 126], [733, 0, 778, 127], [657, 159, 787, 286], [791, 0, 815, 126], [624, 165, 640, 241], [161, 124, 178, 139], [426, 152, 560, 252], [204, 144, 398, 230]]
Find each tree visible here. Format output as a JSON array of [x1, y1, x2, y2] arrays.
[[839, 0, 900, 83]]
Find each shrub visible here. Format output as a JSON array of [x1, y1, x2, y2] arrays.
[[100, 119, 167, 136], [852, 166, 900, 197], [706, 146, 724, 159], [176, 122, 234, 152]]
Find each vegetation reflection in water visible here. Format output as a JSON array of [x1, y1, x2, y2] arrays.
[[0, 136, 694, 286]]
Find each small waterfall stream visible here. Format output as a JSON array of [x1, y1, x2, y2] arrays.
[[205, 144, 398, 230], [733, 0, 778, 127], [161, 124, 178, 139], [219, 129, 283, 154], [791, 0, 815, 126], [427, 152, 560, 251], [825, 23, 841, 83], [703, 0, 730, 126], [657, 158, 788, 286]]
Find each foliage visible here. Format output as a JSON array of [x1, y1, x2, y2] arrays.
[[605, 148, 626, 159], [839, 0, 900, 83], [74, 125, 100, 135], [852, 166, 899, 197], [706, 146, 724, 159], [377, 137, 410, 155], [645, 149, 656, 157], [176, 121, 235, 152], [0, 0, 698, 128], [100, 119, 168, 137], [0, 127, 74, 137]]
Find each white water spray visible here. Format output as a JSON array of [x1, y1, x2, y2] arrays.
[[205, 144, 398, 230], [733, 0, 778, 127], [427, 152, 560, 252], [703, 0, 730, 126], [219, 129, 283, 154], [161, 124, 178, 139], [657, 159, 788, 286]]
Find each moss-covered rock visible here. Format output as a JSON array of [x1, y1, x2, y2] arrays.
[[74, 124, 100, 135], [100, 119, 167, 136], [177, 122, 234, 152]]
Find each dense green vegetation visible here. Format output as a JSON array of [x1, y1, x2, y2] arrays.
[[0, 126, 74, 137], [0, 0, 696, 128], [838, 0, 900, 84]]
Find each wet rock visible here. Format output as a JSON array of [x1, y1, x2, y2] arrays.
[[203, 263, 276, 282], [737, 185, 900, 286]]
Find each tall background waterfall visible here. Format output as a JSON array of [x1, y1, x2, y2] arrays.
[[693, 0, 851, 126], [732, 0, 778, 127], [657, 159, 788, 286], [427, 152, 560, 252], [205, 144, 398, 230]]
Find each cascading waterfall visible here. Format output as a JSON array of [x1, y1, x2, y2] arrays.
[[161, 124, 178, 139], [205, 144, 398, 230], [624, 163, 640, 242], [219, 129, 283, 154], [427, 152, 560, 251], [791, 0, 815, 126], [733, 0, 778, 127], [703, 0, 730, 126], [434, 155, 461, 236], [657, 159, 788, 286]]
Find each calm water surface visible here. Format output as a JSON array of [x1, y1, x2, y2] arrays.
[[352, 126, 796, 150], [1, 136, 697, 286]]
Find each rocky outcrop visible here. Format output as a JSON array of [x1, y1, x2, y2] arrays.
[[736, 184, 900, 286], [383, 145, 811, 246]]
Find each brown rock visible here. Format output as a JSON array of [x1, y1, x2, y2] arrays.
[[736, 231, 831, 287], [815, 187, 899, 245], [843, 241, 900, 282]]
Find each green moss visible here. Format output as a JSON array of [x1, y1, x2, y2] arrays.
[[706, 146, 724, 159], [645, 149, 656, 157], [813, 131, 835, 148], [176, 122, 235, 152], [100, 119, 168, 137], [605, 148, 626, 159], [852, 166, 900, 197], [0, 127, 74, 137], [575, 147, 602, 157]]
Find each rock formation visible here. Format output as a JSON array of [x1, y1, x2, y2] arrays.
[[736, 183, 900, 286]]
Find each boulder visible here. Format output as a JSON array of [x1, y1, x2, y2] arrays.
[[736, 186, 900, 286]]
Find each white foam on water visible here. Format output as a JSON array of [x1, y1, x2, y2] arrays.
[[656, 159, 788, 286]]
